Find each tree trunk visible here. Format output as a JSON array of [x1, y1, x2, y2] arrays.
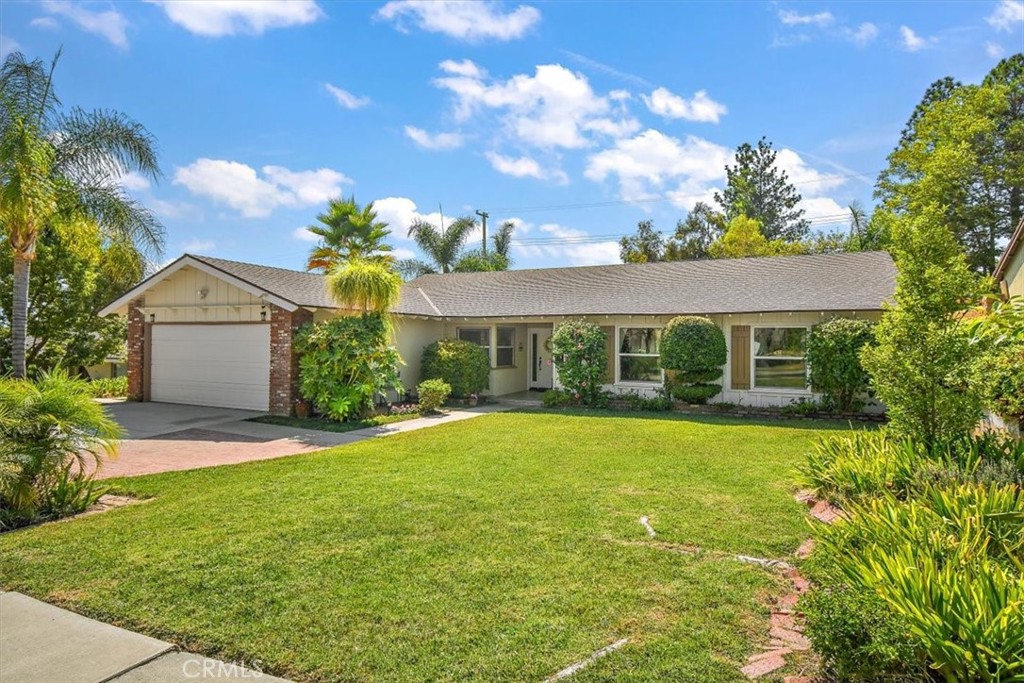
[[12, 254, 31, 379]]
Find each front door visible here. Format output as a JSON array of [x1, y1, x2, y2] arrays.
[[529, 327, 553, 389]]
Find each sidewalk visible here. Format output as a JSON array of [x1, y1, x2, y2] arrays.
[[0, 592, 292, 683]]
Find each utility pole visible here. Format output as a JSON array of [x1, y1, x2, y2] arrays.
[[475, 210, 489, 255]]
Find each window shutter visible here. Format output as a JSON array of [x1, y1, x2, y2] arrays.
[[601, 326, 615, 383], [731, 325, 750, 390]]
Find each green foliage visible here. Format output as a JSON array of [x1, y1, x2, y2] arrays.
[[304, 196, 393, 272], [660, 316, 725, 404], [860, 207, 986, 448], [664, 202, 726, 261], [619, 220, 665, 263], [967, 296, 1024, 346], [421, 339, 489, 398], [416, 379, 451, 414], [801, 584, 925, 682], [973, 342, 1024, 422], [86, 376, 128, 398], [780, 398, 828, 417], [550, 320, 607, 405], [0, 369, 120, 528], [616, 391, 673, 412], [714, 137, 810, 242], [295, 314, 403, 422], [806, 318, 875, 412], [452, 249, 509, 272], [707, 215, 806, 259], [41, 465, 105, 520], [326, 257, 402, 313], [542, 389, 572, 408]]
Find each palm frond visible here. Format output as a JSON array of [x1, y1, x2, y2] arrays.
[[396, 258, 436, 280], [66, 182, 165, 257], [53, 107, 160, 183], [492, 220, 515, 258], [326, 258, 402, 313]]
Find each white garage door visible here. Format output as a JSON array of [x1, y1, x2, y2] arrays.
[[150, 324, 271, 411]]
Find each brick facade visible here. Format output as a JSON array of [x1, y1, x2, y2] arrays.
[[269, 305, 312, 416], [126, 297, 146, 401]]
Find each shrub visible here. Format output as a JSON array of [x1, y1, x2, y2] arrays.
[[617, 391, 672, 412], [806, 317, 874, 412], [0, 370, 120, 529], [421, 339, 489, 398], [416, 379, 451, 414], [781, 398, 827, 417], [550, 320, 607, 405], [295, 313, 403, 422], [542, 389, 572, 408], [660, 316, 725, 404], [802, 584, 925, 682], [973, 342, 1024, 423], [86, 376, 128, 398]]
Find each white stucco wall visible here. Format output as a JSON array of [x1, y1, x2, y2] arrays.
[[1003, 245, 1024, 298]]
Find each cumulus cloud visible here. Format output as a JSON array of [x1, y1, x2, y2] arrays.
[[512, 222, 619, 266], [120, 171, 151, 191], [844, 22, 879, 47], [293, 227, 319, 242], [485, 151, 567, 182], [324, 83, 370, 109], [182, 238, 215, 253], [778, 9, 834, 26], [42, 1, 129, 48], [150, 0, 324, 37], [173, 159, 351, 218], [641, 87, 727, 123], [404, 125, 464, 150], [376, 0, 540, 42], [439, 58, 487, 78], [899, 25, 931, 51], [987, 0, 1024, 31]]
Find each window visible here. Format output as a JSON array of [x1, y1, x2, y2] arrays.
[[458, 328, 490, 350], [753, 327, 808, 389], [618, 327, 661, 383], [495, 327, 515, 367]]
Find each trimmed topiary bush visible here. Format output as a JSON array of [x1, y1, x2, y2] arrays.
[[416, 379, 451, 414], [421, 339, 489, 398], [550, 320, 607, 405], [660, 316, 726, 404], [806, 317, 875, 412]]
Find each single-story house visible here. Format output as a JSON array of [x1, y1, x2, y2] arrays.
[[99, 250, 897, 414], [995, 217, 1024, 300]]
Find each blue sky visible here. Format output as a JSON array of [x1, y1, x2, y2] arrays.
[[2, 1, 1022, 271]]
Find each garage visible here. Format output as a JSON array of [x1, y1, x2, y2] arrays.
[[150, 324, 271, 411]]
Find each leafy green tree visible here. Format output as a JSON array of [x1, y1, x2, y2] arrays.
[[550, 320, 607, 405], [714, 137, 810, 242], [619, 219, 664, 263], [0, 222, 143, 375], [664, 202, 726, 260], [399, 215, 477, 277], [326, 257, 402, 313], [806, 318, 875, 412], [0, 50, 163, 378], [860, 207, 986, 448], [708, 215, 806, 259], [875, 56, 1024, 273], [304, 197, 393, 272]]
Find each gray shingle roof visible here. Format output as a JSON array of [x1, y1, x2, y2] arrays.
[[188, 251, 896, 318], [189, 254, 336, 309], [393, 251, 896, 317]]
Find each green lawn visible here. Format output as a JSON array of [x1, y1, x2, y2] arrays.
[[0, 412, 853, 683]]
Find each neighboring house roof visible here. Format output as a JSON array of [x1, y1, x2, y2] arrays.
[[102, 250, 897, 319], [394, 251, 897, 318], [994, 217, 1024, 284]]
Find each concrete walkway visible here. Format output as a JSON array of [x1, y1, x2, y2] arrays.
[[0, 592, 292, 683]]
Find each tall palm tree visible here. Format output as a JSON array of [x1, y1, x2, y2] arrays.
[[399, 215, 476, 278], [326, 257, 402, 313], [492, 220, 515, 260], [304, 197, 393, 272], [0, 50, 163, 378]]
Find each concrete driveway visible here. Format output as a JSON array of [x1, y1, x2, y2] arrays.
[[96, 402, 363, 479]]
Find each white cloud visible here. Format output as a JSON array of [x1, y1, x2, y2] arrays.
[[641, 87, 727, 124], [120, 171, 151, 191], [150, 0, 323, 37], [987, 0, 1024, 31], [512, 223, 619, 266], [376, 1, 540, 42], [899, 25, 931, 51], [30, 17, 59, 30], [148, 198, 198, 220], [779, 9, 834, 27], [293, 227, 319, 242], [987, 41, 1006, 58], [324, 83, 370, 110], [42, 1, 128, 48], [392, 247, 417, 260], [844, 22, 879, 47], [173, 159, 351, 218], [485, 151, 566, 182], [439, 58, 486, 78], [434, 62, 635, 150], [0, 35, 20, 58], [404, 125, 464, 150], [182, 238, 215, 253]]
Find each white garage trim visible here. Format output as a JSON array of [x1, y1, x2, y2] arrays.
[[150, 324, 271, 411]]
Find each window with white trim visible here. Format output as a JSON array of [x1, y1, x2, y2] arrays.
[[753, 327, 808, 389], [618, 327, 661, 383], [457, 328, 490, 350], [495, 327, 515, 367]]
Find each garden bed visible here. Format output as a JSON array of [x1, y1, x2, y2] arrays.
[[601, 399, 886, 423], [247, 409, 422, 434]]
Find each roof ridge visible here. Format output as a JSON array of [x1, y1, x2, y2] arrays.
[[187, 253, 324, 278]]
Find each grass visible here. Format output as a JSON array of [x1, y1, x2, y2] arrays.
[[247, 410, 422, 433], [0, 412, 857, 682]]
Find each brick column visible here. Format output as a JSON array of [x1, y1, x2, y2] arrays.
[[126, 297, 146, 401], [269, 305, 313, 416]]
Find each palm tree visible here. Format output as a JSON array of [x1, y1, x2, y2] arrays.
[[399, 215, 477, 278], [0, 50, 163, 378], [492, 220, 515, 260], [452, 220, 516, 272], [326, 257, 402, 313], [304, 197, 393, 272]]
